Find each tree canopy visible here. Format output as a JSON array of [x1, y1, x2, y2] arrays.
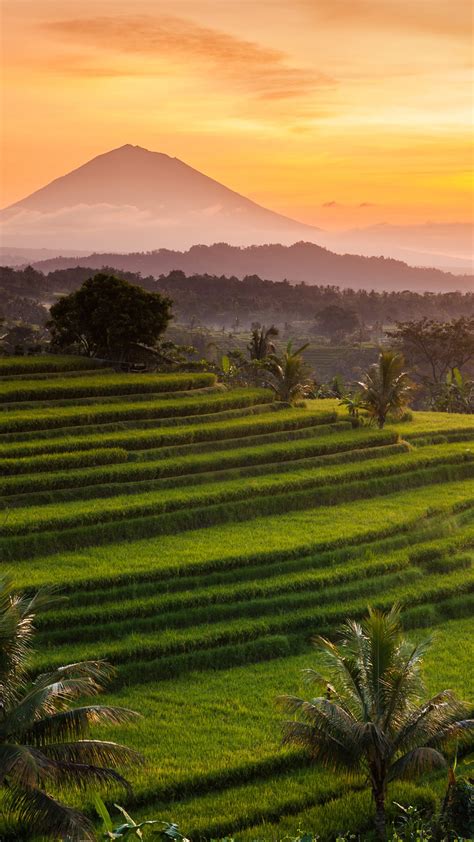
[[389, 317, 474, 384], [47, 273, 173, 360]]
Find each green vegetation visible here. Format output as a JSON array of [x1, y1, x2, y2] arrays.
[[355, 350, 413, 428], [0, 577, 141, 841], [0, 354, 110, 376], [0, 361, 472, 840], [48, 273, 172, 360], [280, 605, 473, 839]]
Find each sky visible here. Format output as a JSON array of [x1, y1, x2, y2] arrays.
[[1, 0, 472, 231]]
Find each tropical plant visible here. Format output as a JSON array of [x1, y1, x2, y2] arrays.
[[431, 368, 474, 415], [266, 342, 313, 403], [279, 605, 474, 841], [248, 325, 279, 361], [94, 795, 190, 841], [357, 350, 413, 428], [0, 577, 141, 840], [339, 391, 364, 425]]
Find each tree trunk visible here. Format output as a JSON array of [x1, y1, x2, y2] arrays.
[[374, 788, 386, 841]]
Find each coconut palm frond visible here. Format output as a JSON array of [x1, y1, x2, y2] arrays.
[[387, 746, 447, 781], [0, 579, 142, 838], [24, 705, 141, 746], [282, 717, 362, 771], [6, 784, 96, 841], [0, 744, 52, 789], [393, 691, 469, 753], [313, 632, 372, 720], [39, 739, 143, 770]]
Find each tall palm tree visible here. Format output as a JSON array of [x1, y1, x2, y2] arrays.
[[0, 578, 142, 841], [266, 342, 312, 403], [358, 350, 413, 428], [248, 325, 279, 361], [280, 605, 473, 841]]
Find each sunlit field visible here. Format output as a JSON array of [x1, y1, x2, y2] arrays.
[[1, 357, 472, 838]]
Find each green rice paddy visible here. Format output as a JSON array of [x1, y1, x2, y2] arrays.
[[1, 357, 472, 839]]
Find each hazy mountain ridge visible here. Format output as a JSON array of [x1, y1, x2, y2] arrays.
[[2, 145, 471, 275], [0, 145, 321, 252], [31, 241, 472, 293]]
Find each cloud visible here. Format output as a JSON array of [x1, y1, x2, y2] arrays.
[[322, 200, 378, 209], [42, 14, 334, 98], [296, 0, 471, 39]]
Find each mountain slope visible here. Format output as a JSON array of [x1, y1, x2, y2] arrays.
[[0, 145, 321, 251], [32, 241, 473, 293]]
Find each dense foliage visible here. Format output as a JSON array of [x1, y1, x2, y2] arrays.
[[47, 274, 172, 360], [0, 578, 141, 840], [2, 265, 473, 332]]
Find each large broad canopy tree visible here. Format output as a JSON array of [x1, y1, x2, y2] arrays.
[[314, 304, 359, 341], [388, 317, 474, 384], [47, 273, 173, 360]]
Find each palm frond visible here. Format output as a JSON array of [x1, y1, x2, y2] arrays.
[[24, 704, 140, 745], [39, 739, 143, 769], [5, 784, 95, 841], [393, 691, 470, 753], [387, 747, 446, 781]]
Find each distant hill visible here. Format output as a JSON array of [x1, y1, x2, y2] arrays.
[[0, 144, 321, 252], [32, 241, 472, 293]]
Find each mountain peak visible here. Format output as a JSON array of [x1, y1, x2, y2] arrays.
[[0, 143, 320, 252]]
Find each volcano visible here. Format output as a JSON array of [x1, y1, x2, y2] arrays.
[[0, 144, 322, 252]]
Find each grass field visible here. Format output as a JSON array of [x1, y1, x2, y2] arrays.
[[0, 357, 472, 840]]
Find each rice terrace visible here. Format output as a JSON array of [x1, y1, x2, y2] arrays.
[[1, 1, 474, 834], [0, 346, 473, 839]]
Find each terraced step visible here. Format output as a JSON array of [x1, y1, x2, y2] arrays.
[[3, 449, 473, 540], [0, 408, 338, 459], [29, 510, 471, 609], [0, 367, 116, 382], [0, 370, 216, 402], [33, 567, 474, 678], [0, 354, 109, 377], [0, 388, 272, 433], [0, 428, 398, 495], [37, 551, 422, 640], [0, 384, 223, 411], [0, 399, 280, 442], [1, 443, 410, 507]]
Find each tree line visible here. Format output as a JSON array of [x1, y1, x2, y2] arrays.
[[1, 265, 473, 335]]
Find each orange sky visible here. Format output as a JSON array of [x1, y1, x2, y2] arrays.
[[1, 0, 472, 230]]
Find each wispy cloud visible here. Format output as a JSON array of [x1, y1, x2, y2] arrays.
[[296, 0, 471, 39], [42, 14, 334, 98]]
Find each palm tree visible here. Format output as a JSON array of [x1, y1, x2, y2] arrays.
[[266, 342, 313, 403], [357, 350, 413, 428], [0, 577, 142, 841], [280, 605, 473, 841], [248, 325, 279, 361]]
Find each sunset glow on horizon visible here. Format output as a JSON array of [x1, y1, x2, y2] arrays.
[[1, 0, 472, 231]]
